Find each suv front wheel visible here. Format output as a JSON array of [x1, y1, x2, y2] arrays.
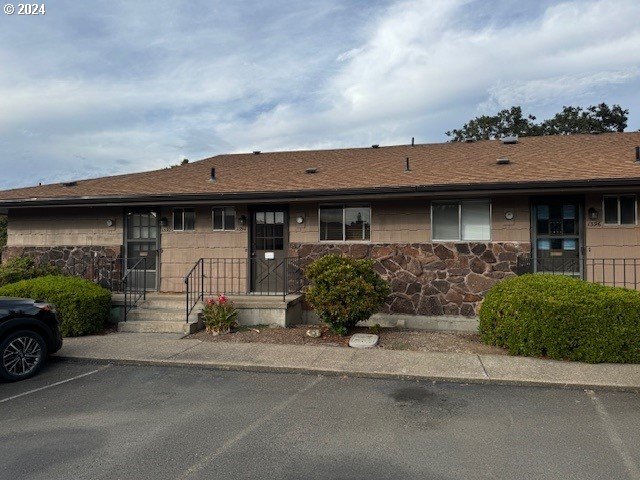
[[0, 330, 47, 381]]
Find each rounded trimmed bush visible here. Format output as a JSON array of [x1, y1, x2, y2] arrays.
[[0, 256, 59, 287], [304, 254, 390, 335], [0, 275, 111, 337], [479, 274, 640, 363]]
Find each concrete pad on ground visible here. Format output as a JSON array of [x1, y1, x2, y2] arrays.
[[396, 351, 487, 380], [173, 341, 326, 371], [54, 333, 640, 390], [172, 341, 264, 366], [479, 354, 640, 389], [59, 333, 200, 362]]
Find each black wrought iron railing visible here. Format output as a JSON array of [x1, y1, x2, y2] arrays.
[[585, 258, 640, 289], [184, 258, 204, 323], [516, 256, 640, 290], [184, 257, 303, 323], [122, 257, 147, 321]]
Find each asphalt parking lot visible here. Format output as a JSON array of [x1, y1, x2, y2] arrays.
[[1, 359, 639, 480]]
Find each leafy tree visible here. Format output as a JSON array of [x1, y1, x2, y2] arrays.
[[446, 106, 540, 141], [539, 103, 628, 135], [168, 158, 189, 169], [446, 103, 628, 141]]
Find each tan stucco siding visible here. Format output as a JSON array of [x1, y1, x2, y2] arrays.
[[289, 203, 319, 244], [584, 193, 640, 287], [584, 193, 640, 257], [6, 198, 534, 294], [159, 205, 249, 292], [289, 197, 530, 244], [373, 200, 430, 243], [7, 207, 123, 247], [491, 196, 531, 242]]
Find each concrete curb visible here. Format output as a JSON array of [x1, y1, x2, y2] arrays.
[[54, 355, 640, 392]]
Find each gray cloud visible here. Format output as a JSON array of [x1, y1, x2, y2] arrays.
[[0, 0, 638, 189]]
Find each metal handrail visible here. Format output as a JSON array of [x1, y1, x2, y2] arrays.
[[516, 256, 640, 290], [184, 258, 204, 323], [123, 257, 147, 321], [183, 257, 303, 323]]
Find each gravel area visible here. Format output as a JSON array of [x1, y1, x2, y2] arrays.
[[189, 325, 507, 355]]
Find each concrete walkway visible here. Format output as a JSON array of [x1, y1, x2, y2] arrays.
[[55, 333, 640, 390]]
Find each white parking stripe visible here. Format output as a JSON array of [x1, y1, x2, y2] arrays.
[[586, 389, 640, 480], [178, 375, 324, 480], [0, 366, 106, 403]]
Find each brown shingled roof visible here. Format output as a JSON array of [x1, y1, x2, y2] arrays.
[[2, 132, 640, 206]]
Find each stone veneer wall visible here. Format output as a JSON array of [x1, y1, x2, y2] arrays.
[[2, 245, 122, 267], [2, 245, 124, 290], [289, 242, 531, 317]]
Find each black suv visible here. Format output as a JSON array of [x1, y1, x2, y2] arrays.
[[0, 297, 63, 381]]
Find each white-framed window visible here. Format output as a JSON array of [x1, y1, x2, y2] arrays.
[[603, 195, 636, 225], [212, 207, 236, 231], [319, 205, 371, 241], [173, 208, 195, 231], [431, 200, 491, 241]]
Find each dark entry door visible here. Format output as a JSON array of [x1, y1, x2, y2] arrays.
[[125, 209, 159, 290], [250, 207, 288, 294], [533, 201, 582, 277]]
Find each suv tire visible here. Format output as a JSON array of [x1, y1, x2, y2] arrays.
[[0, 330, 47, 381]]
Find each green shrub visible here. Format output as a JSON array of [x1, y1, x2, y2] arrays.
[[479, 274, 640, 363], [0, 256, 60, 287], [304, 255, 390, 335], [203, 294, 238, 334], [0, 275, 111, 336]]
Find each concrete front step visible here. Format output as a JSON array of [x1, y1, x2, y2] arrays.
[[113, 293, 304, 331], [140, 293, 299, 309], [118, 319, 200, 334], [125, 307, 187, 322]]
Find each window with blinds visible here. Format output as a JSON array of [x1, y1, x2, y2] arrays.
[[432, 200, 491, 241]]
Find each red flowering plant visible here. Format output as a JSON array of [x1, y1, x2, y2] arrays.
[[203, 293, 238, 334]]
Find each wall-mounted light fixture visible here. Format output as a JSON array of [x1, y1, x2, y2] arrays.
[[588, 207, 599, 220], [238, 215, 247, 227], [296, 215, 305, 224], [159, 217, 168, 227], [504, 211, 515, 221], [106, 219, 114, 227]]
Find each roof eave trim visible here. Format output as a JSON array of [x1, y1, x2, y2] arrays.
[[3, 178, 640, 207]]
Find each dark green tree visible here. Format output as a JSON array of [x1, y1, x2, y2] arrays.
[[445, 106, 539, 141], [539, 103, 628, 135], [446, 103, 628, 141], [168, 158, 189, 169]]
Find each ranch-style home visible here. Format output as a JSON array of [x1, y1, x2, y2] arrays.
[[1, 132, 640, 331]]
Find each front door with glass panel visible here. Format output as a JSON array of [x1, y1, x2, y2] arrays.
[[533, 201, 582, 277], [250, 207, 288, 294], [125, 210, 159, 290]]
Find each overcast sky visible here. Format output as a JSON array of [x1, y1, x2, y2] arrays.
[[1, 0, 639, 189]]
